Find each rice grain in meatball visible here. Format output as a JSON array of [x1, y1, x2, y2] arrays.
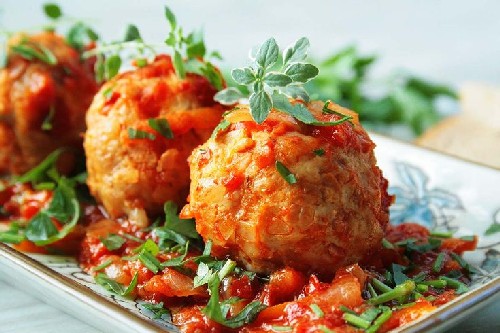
[[182, 101, 393, 277], [0, 32, 98, 174], [84, 55, 225, 226]]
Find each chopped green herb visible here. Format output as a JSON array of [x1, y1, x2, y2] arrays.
[[365, 307, 393, 333], [450, 252, 477, 274], [0, 222, 25, 244], [41, 106, 55, 131], [122, 272, 138, 296], [460, 235, 476, 241], [102, 86, 114, 100], [360, 307, 381, 323], [100, 234, 126, 251], [211, 119, 231, 139], [310, 303, 324, 318], [139, 302, 172, 321], [318, 326, 336, 333], [343, 313, 371, 329], [382, 238, 395, 249], [313, 148, 325, 156], [95, 272, 138, 297], [432, 253, 446, 273], [271, 326, 292, 332], [418, 279, 447, 289], [148, 118, 173, 139], [430, 230, 453, 238], [275, 161, 297, 184], [11, 40, 57, 66], [202, 274, 266, 328], [416, 284, 429, 293], [368, 280, 415, 305], [339, 305, 357, 315], [133, 239, 159, 255], [367, 283, 378, 298], [127, 128, 156, 140], [18, 148, 66, 183], [439, 276, 469, 295], [92, 259, 113, 272], [138, 250, 162, 274], [95, 273, 125, 295], [371, 278, 392, 294], [391, 264, 410, 285]]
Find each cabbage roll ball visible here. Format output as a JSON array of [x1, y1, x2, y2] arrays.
[[182, 101, 393, 277], [84, 55, 225, 226], [0, 32, 98, 174]]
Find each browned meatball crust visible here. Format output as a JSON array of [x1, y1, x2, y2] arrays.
[[0, 32, 98, 174], [182, 101, 393, 277], [84, 55, 225, 226]]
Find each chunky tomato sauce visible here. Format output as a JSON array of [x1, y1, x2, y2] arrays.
[[0, 183, 477, 333]]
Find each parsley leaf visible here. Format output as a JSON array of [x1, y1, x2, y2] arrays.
[[100, 234, 126, 251], [148, 118, 173, 139], [275, 161, 297, 184]]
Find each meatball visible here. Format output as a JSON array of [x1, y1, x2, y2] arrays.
[[181, 101, 392, 277], [0, 31, 98, 174], [84, 55, 225, 226]]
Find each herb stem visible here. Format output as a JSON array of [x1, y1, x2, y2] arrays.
[[343, 313, 371, 329], [432, 253, 446, 273], [365, 308, 392, 333], [372, 278, 393, 293], [368, 280, 415, 305], [82, 41, 161, 59], [419, 279, 447, 289]]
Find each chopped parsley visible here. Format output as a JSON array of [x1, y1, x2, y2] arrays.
[[275, 161, 297, 184]]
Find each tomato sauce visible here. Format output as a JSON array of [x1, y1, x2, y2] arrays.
[[0, 183, 477, 333]]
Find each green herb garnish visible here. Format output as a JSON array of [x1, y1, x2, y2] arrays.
[[92, 259, 113, 272], [148, 118, 173, 139], [313, 148, 325, 156], [95, 272, 138, 297], [275, 161, 297, 184], [343, 313, 371, 329], [211, 119, 231, 139], [41, 106, 55, 131], [127, 128, 156, 140], [100, 234, 126, 251], [310, 304, 324, 318], [368, 280, 415, 305], [432, 252, 446, 273], [139, 302, 172, 321], [11, 39, 57, 65]]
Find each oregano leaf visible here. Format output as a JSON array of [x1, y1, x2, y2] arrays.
[[255, 38, 279, 69], [285, 63, 319, 83], [232, 67, 256, 85], [249, 90, 272, 124], [283, 37, 309, 65]]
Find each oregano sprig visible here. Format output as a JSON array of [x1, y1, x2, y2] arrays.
[[163, 6, 223, 90], [215, 37, 344, 126]]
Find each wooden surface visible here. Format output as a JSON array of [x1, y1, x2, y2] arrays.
[[417, 83, 500, 169]]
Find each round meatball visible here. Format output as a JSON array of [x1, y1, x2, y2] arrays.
[[181, 101, 393, 277], [0, 31, 98, 174], [84, 55, 225, 226]]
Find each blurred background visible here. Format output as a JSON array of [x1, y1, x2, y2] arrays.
[[1, 0, 499, 141]]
